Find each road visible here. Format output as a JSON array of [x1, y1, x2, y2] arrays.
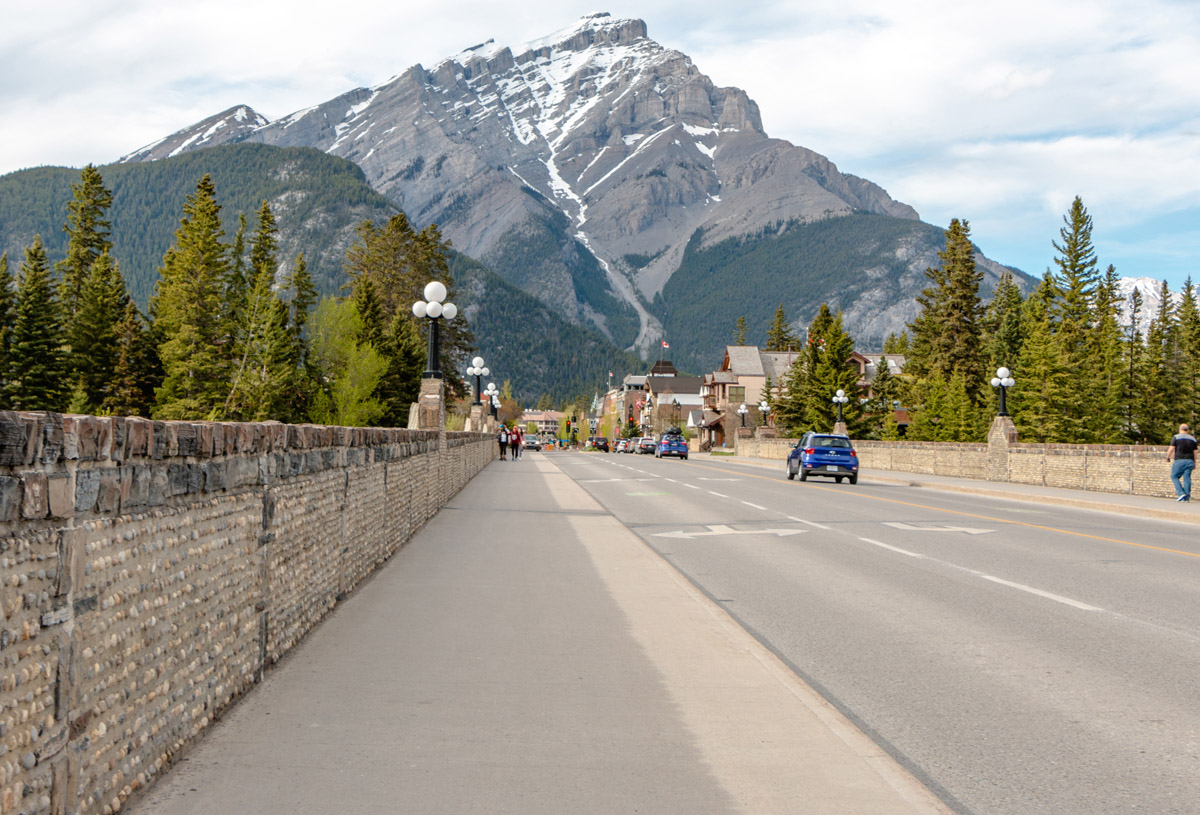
[[553, 450, 1200, 815]]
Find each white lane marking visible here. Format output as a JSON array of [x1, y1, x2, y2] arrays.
[[742, 501, 767, 510], [654, 525, 806, 539], [884, 522, 994, 535], [788, 516, 832, 531], [709, 492, 728, 498], [977, 574, 1103, 611], [684, 483, 700, 490], [858, 538, 925, 558]]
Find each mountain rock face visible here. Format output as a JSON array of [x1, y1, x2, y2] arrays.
[[121, 13, 1016, 358]]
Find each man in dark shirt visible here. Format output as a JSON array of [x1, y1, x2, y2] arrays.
[[1166, 423, 1197, 502]]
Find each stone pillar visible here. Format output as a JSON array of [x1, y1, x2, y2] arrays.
[[832, 421, 849, 436], [987, 415, 1018, 481], [414, 378, 445, 431], [464, 404, 485, 433], [756, 426, 777, 440]]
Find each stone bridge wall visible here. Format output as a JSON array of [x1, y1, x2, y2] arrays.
[[0, 412, 494, 815]]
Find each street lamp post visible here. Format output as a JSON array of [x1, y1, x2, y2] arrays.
[[737, 403, 749, 427], [832, 389, 849, 424], [990, 367, 1016, 416], [758, 399, 769, 426], [467, 356, 490, 405], [484, 383, 499, 418], [411, 281, 457, 378]]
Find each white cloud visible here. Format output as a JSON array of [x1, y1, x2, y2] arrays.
[[2, 0, 1198, 285]]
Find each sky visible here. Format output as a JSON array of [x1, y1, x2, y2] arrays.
[[3, 0, 1199, 288]]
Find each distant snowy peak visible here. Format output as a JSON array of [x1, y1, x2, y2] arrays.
[[1116, 276, 1178, 334], [120, 105, 270, 163]]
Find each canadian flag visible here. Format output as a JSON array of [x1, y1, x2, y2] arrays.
[[661, 341, 670, 349]]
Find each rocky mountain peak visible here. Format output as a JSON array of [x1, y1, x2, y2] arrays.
[[117, 13, 939, 356]]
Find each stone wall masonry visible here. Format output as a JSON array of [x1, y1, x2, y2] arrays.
[[735, 430, 1176, 498], [0, 412, 494, 815]]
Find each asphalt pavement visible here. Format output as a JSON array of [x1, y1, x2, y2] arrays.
[[702, 450, 1200, 526], [125, 451, 954, 815]]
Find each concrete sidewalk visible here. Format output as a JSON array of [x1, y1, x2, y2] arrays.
[[126, 453, 951, 815], [699, 452, 1200, 527]]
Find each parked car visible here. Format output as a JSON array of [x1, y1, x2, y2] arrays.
[[636, 436, 657, 454], [655, 433, 688, 460], [593, 436, 610, 452], [786, 433, 858, 483], [523, 437, 542, 451], [620, 438, 635, 453]]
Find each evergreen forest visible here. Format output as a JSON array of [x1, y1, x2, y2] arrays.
[[0, 148, 646, 409], [763, 201, 1195, 446]]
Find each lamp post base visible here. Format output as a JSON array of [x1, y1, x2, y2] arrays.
[[415, 377, 445, 430]]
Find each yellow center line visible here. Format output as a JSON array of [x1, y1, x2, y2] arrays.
[[685, 459, 1200, 560]]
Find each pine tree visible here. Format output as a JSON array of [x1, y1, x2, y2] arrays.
[[1175, 277, 1200, 430], [867, 356, 900, 438], [343, 215, 474, 398], [764, 304, 799, 351], [1011, 286, 1070, 442], [0, 254, 14, 402], [104, 302, 159, 417], [1088, 265, 1127, 442], [1049, 196, 1103, 441], [223, 201, 294, 420], [7, 237, 68, 411], [882, 332, 910, 355], [1136, 285, 1177, 444], [56, 165, 113, 320], [735, 316, 747, 346], [151, 174, 232, 420], [906, 219, 985, 389], [69, 251, 131, 412]]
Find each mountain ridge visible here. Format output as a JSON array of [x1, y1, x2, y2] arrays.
[[117, 12, 961, 352]]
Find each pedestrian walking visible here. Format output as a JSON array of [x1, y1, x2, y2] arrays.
[[512, 426, 523, 459], [497, 425, 509, 461], [1167, 423, 1197, 501], [509, 425, 521, 460]]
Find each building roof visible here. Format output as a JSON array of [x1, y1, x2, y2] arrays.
[[647, 375, 704, 396], [648, 360, 678, 376], [723, 346, 764, 376], [760, 350, 800, 380]]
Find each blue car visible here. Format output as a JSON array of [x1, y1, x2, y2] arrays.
[[786, 433, 858, 483], [655, 433, 689, 460]]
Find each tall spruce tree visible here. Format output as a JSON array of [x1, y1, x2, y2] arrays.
[[6, 237, 68, 411], [906, 219, 985, 387], [151, 174, 232, 420], [1088, 265, 1127, 442], [1175, 278, 1200, 430], [1049, 196, 1103, 440], [57, 165, 113, 320], [0, 254, 13, 399], [224, 201, 294, 420], [104, 302, 159, 417], [764, 304, 799, 351], [1010, 276, 1069, 442], [69, 251, 132, 412], [734, 316, 748, 346]]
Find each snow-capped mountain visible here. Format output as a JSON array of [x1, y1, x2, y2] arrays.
[[120, 12, 1016, 358], [1115, 276, 1178, 335]]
